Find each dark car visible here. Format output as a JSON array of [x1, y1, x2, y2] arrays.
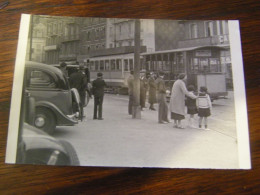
[[18, 123, 80, 166], [25, 61, 82, 134]]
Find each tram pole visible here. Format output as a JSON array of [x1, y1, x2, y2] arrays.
[[132, 19, 141, 119]]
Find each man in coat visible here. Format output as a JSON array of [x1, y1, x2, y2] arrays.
[[92, 72, 107, 120], [156, 72, 169, 124], [140, 70, 148, 111], [69, 64, 87, 119], [127, 70, 134, 115]]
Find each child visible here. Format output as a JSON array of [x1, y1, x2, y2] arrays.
[[186, 85, 197, 128], [197, 86, 212, 130]]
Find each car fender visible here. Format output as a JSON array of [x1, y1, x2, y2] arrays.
[[35, 101, 78, 125]]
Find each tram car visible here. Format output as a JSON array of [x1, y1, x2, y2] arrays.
[[141, 45, 229, 101], [86, 45, 228, 100]]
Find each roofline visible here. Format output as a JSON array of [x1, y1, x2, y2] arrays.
[[141, 45, 229, 56]]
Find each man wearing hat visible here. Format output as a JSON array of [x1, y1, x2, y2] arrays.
[[69, 64, 87, 119], [156, 71, 169, 124], [140, 69, 148, 111], [92, 72, 107, 120]]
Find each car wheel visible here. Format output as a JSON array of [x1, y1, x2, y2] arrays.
[[34, 107, 56, 135], [59, 140, 80, 166]]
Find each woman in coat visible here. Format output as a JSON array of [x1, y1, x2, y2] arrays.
[[169, 73, 196, 128], [148, 72, 157, 110]]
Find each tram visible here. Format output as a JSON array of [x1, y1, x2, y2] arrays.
[[86, 45, 228, 100], [141, 46, 228, 100]]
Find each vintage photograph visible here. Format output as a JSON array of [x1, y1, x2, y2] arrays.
[[5, 14, 250, 169]]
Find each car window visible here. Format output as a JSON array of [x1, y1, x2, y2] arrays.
[[28, 70, 56, 88]]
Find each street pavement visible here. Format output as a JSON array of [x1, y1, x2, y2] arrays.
[[54, 91, 238, 169]]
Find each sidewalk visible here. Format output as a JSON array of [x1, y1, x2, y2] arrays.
[[75, 94, 239, 169]]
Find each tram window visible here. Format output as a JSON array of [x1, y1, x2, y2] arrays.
[[129, 59, 133, 70], [100, 60, 104, 71], [158, 61, 163, 71], [95, 61, 100, 71], [90, 61, 95, 71], [99, 61, 104, 70], [105, 60, 110, 70], [209, 58, 220, 72], [111, 59, 115, 70], [191, 58, 199, 73], [116, 59, 122, 70], [124, 59, 129, 71], [200, 58, 209, 72]]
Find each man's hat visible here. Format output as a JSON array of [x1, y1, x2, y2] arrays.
[[140, 69, 146, 73], [97, 72, 103, 77]]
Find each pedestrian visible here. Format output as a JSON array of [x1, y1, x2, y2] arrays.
[[92, 72, 107, 120], [69, 64, 87, 119], [169, 73, 196, 129], [186, 85, 198, 128], [84, 62, 92, 100], [140, 69, 148, 111], [156, 72, 169, 124], [197, 86, 212, 130], [127, 70, 134, 115], [59, 61, 68, 77], [148, 72, 157, 110]]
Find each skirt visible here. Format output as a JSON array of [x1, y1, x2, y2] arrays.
[[198, 108, 211, 117], [171, 112, 185, 120], [187, 107, 198, 115]]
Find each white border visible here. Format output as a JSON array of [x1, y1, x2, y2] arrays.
[[5, 17, 251, 169], [5, 14, 31, 163], [229, 20, 251, 169]]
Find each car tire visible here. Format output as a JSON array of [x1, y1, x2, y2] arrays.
[[59, 140, 80, 166], [35, 107, 56, 135]]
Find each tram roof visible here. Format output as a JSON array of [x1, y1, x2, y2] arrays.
[[141, 45, 229, 56]]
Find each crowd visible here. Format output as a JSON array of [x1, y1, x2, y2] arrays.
[[59, 61, 106, 121], [127, 71, 212, 130], [59, 61, 212, 130]]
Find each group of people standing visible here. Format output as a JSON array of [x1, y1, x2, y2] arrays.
[[60, 62, 106, 121], [128, 71, 212, 130]]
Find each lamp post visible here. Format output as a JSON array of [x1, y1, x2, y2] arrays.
[[132, 19, 141, 119]]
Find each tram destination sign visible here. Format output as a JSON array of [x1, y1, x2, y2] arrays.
[[195, 50, 212, 57]]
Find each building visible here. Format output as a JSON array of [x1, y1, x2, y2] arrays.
[[26, 16, 47, 63]]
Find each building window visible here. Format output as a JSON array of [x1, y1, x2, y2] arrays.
[[205, 21, 214, 37], [190, 24, 198, 39]]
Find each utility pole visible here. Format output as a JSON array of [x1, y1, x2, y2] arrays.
[[132, 19, 141, 119]]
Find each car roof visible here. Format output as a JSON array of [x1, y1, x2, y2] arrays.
[[25, 61, 63, 75]]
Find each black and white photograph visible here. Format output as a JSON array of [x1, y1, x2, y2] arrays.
[[5, 14, 250, 169]]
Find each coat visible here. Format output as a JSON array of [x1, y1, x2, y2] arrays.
[[148, 77, 157, 104], [169, 79, 196, 116], [92, 78, 107, 97], [69, 71, 87, 96], [127, 74, 134, 95]]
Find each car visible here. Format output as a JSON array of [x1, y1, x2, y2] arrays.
[[17, 123, 80, 166], [25, 61, 82, 134]]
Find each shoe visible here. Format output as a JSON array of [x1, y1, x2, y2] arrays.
[[164, 120, 170, 123], [93, 118, 97, 120], [173, 124, 178, 128], [159, 121, 167, 124], [177, 126, 185, 129]]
